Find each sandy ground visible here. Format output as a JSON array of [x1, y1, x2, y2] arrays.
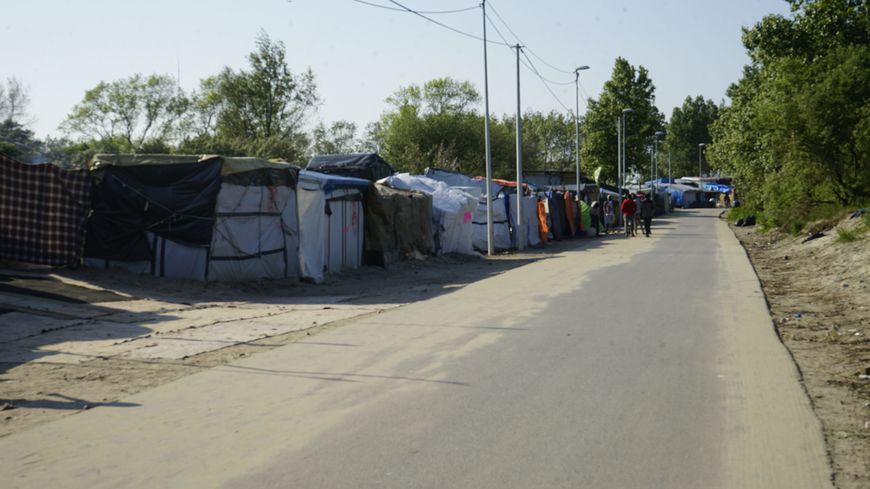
[[0, 243, 570, 438], [1, 215, 866, 487], [730, 214, 869, 489]]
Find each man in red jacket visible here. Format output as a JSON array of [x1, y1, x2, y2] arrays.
[[620, 196, 637, 237]]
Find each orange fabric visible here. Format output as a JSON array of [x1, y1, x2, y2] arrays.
[[564, 192, 577, 237], [537, 200, 549, 244]]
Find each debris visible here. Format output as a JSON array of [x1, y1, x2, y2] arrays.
[[794, 312, 803, 319], [801, 232, 825, 244], [0, 402, 16, 411]]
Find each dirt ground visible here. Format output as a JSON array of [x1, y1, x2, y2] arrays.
[[730, 213, 870, 489], [0, 242, 568, 438], [2, 217, 867, 487]]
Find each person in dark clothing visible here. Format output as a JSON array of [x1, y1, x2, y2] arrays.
[[640, 194, 655, 237]]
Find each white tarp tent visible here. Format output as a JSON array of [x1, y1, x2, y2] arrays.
[[464, 188, 512, 251], [378, 173, 478, 255], [508, 194, 540, 247], [297, 170, 369, 283]]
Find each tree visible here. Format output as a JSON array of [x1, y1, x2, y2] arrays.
[[61, 73, 189, 151], [378, 77, 492, 174], [708, 0, 870, 230], [0, 119, 40, 161], [196, 31, 318, 162], [311, 120, 359, 155], [580, 57, 665, 186], [0, 77, 32, 124], [664, 96, 720, 178]]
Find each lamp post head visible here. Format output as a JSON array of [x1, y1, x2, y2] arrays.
[[699, 143, 706, 148], [622, 108, 633, 115], [655, 131, 665, 138], [575, 65, 590, 72]]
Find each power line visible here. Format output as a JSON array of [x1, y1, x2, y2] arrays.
[[380, 0, 509, 46], [349, 0, 478, 15], [487, 1, 576, 75]]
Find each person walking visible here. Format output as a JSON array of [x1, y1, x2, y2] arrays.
[[620, 195, 637, 237], [641, 194, 655, 237], [603, 196, 614, 235]]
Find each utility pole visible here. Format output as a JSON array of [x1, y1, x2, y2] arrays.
[[698, 143, 706, 177], [513, 44, 524, 250], [573, 66, 589, 196], [482, 0, 494, 255]]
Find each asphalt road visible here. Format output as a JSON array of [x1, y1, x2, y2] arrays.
[[0, 209, 832, 488]]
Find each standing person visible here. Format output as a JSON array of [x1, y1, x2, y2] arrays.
[[633, 194, 642, 236], [603, 196, 615, 235], [641, 194, 655, 237], [620, 195, 637, 237], [590, 200, 601, 236]]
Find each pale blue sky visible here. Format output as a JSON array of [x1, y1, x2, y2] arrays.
[[3, 0, 792, 139]]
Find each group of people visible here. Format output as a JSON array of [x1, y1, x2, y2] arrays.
[[590, 194, 655, 238]]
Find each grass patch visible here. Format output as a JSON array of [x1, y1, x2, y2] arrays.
[[836, 227, 859, 242]]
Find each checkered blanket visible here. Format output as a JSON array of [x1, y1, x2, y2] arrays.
[[0, 154, 92, 266]]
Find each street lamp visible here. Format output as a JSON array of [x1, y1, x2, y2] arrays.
[[619, 108, 633, 219], [653, 130, 664, 196], [698, 143, 707, 177], [574, 66, 589, 195]]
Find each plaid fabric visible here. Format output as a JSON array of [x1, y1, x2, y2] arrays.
[[0, 154, 92, 266]]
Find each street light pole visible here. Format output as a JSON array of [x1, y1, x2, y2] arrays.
[[653, 130, 664, 198], [482, 0, 494, 255], [574, 66, 589, 196], [619, 108, 633, 221], [514, 44, 525, 250], [698, 143, 706, 177]]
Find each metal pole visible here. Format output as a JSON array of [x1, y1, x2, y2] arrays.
[[617, 117, 622, 221], [574, 72, 580, 194], [482, 0, 494, 255], [698, 143, 705, 177], [514, 44, 524, 250]]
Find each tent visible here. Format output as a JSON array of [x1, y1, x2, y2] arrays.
[[85, 154, 301, 281], [307, 153, 395, 181], [0, 154, 91, 266], [507, 193, 540, 247], [378, 173, 478, 255], [297, 170, 370, 283], [467, 188, 512, 251], [364, 183, 434, 267]]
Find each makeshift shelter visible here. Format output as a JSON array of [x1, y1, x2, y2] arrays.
[[379, 173, 478, 255], [470, 191, 512, 252], [307, 153, 395, 181], [297, 170, 370, 283], [0, 154, 91, 266], [364, 183, 434, 267], [85, 154, 301, 281], [507, 193, 540, 247], [662, 183, 704, 209]]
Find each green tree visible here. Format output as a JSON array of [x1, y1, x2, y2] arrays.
[[311, 120, 359, 155], [378, 77, 491, 174], [708, 0, 870, 230], [580, 57, 665, 185], [189, 31, 318, 162], [664, 96, 720, 178], [62, 73, 189, 151], [0, 119, 40, 161]]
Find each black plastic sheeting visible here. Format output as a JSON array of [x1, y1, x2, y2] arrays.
[[85, 160, 223, 260], [307, 153, 395, 182]]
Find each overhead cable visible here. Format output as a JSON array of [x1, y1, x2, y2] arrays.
[[384, 0, 509, 46], [487, 0, 576, 75], [349, 0, 478, 15]]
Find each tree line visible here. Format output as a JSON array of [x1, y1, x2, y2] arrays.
[[1, 31, 714, 188], [6, 1, 863, 232], [707, 0, 869, 231]]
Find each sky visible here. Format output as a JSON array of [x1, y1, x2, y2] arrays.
[[2, 0, 794, 140]]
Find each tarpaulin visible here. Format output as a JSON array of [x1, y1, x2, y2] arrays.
[[0, 154, 91, 266]]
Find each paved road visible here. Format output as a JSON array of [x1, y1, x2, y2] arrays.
[[0, 209, 832, 488]]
